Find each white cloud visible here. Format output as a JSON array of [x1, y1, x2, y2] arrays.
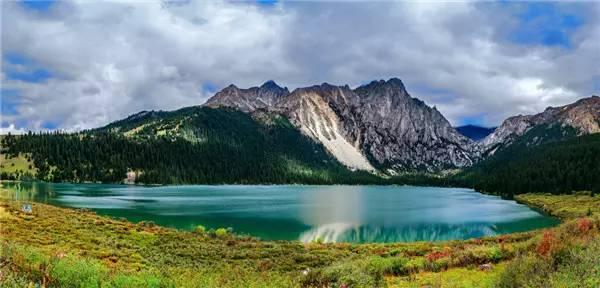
[[1, 1, 598, 130], [2, 0, 292, 130], [0, 124, 26, 135]]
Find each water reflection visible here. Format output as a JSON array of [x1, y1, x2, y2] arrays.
[[0, 181, 56, 202], [298, 219, 555, 243], [299, 223, 499, 243], [0, 182, 559, 243], [300, 186, 364, 227]]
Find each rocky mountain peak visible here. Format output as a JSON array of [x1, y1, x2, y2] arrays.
[[354, 78, 409, 100], [277, 79, 475, 172], [351, 79, 474, 171], [482, 95, 600, 153], [385, 77, 406, 89], [205, 78, 481, 172], [260, 80, 288, 93], [204, 81, 290, 112]]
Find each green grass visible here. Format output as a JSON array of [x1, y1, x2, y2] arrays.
[[496, 220, 600, 288], [0, 153, 37, 179], [387, 263, 505, 288], [516, 192, 600, 219], [1, 192, 599, 287], [0, 198, 538, 287]]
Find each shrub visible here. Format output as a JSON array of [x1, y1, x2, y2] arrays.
[[194, 225, 206, 234], [1, 243, 50, 282], [550, 237, 600, 288], [497, 255, 553, 288], [488, 246, 504, 263], [403, 257, 425, 274], [0, 268, 31, 287], [536, 231, 555, 257], [300, 258, 385, 288], [366, 256, 408, 276], [425, 248, 451, 262], [499, 224, 600, 288], [107, 272, 165, 288], [215, 228, 228, 238], [576, 218, 593, 234], [50, 256, 107, 288]]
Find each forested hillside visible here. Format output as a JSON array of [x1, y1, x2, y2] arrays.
[[0, 107, 379, 184], [454, 127, 600, 198], [2, 106, 599, 191]]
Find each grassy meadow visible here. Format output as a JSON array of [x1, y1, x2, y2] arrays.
[[0, 189, 598, 287], [515, 192, 600, 219], [0, 154, 37, 180]]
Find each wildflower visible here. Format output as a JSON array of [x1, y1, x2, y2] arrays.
[[576, 218, 593, 234], [536, 231, 554, 257]]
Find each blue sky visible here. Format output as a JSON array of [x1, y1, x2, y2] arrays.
[[2, 53, 53, 126], [1, 1, 598, 133], [508, 2, 584, 49], [3, 53, 53, 83], [21, 0, 55, 11]]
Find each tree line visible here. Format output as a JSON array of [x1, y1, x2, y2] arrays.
[[2, 106, 598, 195], [1, 108, 382, 185], [453, 132, 600, 198]]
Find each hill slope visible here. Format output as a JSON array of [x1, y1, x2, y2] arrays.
[[482, 96, 600, 155], [454, 130, 600, 197], [1, 107, 379, 184]]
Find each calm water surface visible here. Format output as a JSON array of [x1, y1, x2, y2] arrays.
[[1, 182, 558, 243]]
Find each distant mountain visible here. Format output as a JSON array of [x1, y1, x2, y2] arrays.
[[455, 125, 496, 141], [482, 96, 600, 155], [3, 77, 598, 185], [454, 132, 600, 197], [204, 80, 289, 112]]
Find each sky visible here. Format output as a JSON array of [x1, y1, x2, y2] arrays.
[[1, 0, 599, 134]]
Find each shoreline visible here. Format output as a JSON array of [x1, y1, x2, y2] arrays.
[[1, 181, 560, 243], [1, 188, 598, 287]]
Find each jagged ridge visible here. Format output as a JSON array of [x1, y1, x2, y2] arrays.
[[204, 80, 289, 112], [206, 78, 477, 172], [482, 95, 600, 155]]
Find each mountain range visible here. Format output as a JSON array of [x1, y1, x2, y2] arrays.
[[481, 96, 600, 155], [199, 78, 599, 173], [1, 77, 598, 186]]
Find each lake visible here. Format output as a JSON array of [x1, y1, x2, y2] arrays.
[[0, 182, 559, 243]]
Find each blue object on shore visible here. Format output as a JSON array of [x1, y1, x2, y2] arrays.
[[21, 203, 32, 213]]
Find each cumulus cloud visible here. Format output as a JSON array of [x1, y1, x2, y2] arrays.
[[0, 124, 26, 135], [1, 0, 598, 131]]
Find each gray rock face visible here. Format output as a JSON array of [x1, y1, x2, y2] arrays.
[[352, 79, 475, 171], [482, 95, 600, 153], [203, 80, 289, 112], [205, 78, 531, 172], [275, 84, 376, 171], [274, 79, 476, 172]]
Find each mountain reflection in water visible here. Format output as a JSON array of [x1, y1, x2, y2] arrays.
[[301, 223, 500, 243]]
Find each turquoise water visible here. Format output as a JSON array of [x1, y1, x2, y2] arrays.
[[1, 182, 559, 243]]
